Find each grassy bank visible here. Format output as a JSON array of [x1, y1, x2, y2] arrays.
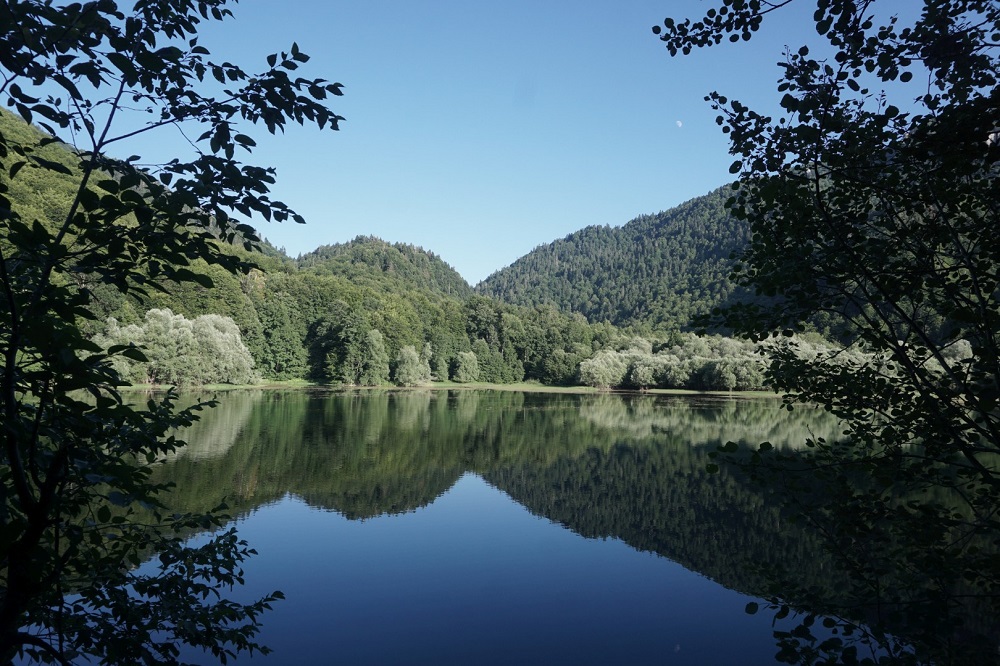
[[119, 378, 779, 399]]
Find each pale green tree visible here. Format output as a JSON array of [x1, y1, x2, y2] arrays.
[[359, 329, 390, 386], [625, 356, 661, 391], [578, 349, 629, 389], [417, 341, 435, 381], [95, 309, 257, 386], [452, 351, 480, 383], [394, 345, 430, 386], [191, 314, 258, 385]]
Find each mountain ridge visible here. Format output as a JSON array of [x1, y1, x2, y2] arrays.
[[294, 235, 473, 299], [476, 188, 748, 329]]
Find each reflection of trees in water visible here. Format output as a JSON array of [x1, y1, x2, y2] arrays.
[[148, 392, 840, 605], [154, 391, 853, 601], [295, 390, 461, 518], [149, 389, 995, 660], [482, 427, 846, 608], [156, 390, 833, 523], [452, 389, 480, 424], [389, 389, 433, 432], [585, 398, 999, 662], [579, 394, 844, 449], [165, 390, 264, 461]]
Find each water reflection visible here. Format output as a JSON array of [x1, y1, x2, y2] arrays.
[[158, 390, 848, 599], [152, 390, 934, 664], [159, 390, 843, 520]]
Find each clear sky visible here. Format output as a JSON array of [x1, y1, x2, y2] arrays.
[[157, 0, 823, 285]]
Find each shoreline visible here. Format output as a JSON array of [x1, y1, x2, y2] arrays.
[[116, 380, 781, 400]]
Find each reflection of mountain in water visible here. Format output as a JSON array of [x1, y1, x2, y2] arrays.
[[152, 390, 996, 661], [155, 391, 843, 579], [485, 441, 840, 602], [159, 390, 844, 521], [473, 394, 846, 602]]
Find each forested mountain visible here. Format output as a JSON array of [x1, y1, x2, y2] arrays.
[[3, 108, 777, 389], [295, 236, 473, 299], [476, 189, 750, 329], [0, 109, 615, 386]]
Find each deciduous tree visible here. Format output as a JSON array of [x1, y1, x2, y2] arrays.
[[394, 345, 431, 386], [359, 329, 390, 386], [0, 0, 342, 662], [95, 309, 258, 385], [452, 350, 480, 383], [655, 0, 1000, 661]]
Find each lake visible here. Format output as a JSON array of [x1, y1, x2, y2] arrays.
[[155, 389, 849, 665]]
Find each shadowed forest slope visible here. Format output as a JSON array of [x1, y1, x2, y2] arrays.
[[476, 188, 750, 329]]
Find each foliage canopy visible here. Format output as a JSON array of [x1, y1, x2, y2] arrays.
[[0, 0, 341, 662], [655, 0, 1000, 662]]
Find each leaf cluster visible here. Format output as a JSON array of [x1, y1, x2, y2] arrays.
[[0, 0, 343, 662], [656, 1, 1000, 662]]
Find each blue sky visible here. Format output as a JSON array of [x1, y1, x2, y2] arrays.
[[163, 1, 822, 285]]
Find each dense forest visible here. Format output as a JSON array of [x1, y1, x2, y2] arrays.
[[476, 189, 751, 328], [1, 109, 778, 390]]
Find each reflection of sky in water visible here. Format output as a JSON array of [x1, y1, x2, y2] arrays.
[[180, 473, 781, 665]]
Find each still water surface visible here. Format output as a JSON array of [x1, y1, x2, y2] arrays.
[[159, 389, 845, 665]]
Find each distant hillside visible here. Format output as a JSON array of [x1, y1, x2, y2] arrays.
[[476, 188, 750, 329], [295, 236, 472, 299], [0, 108, 85, 232], [8, 106, 760, 388]]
